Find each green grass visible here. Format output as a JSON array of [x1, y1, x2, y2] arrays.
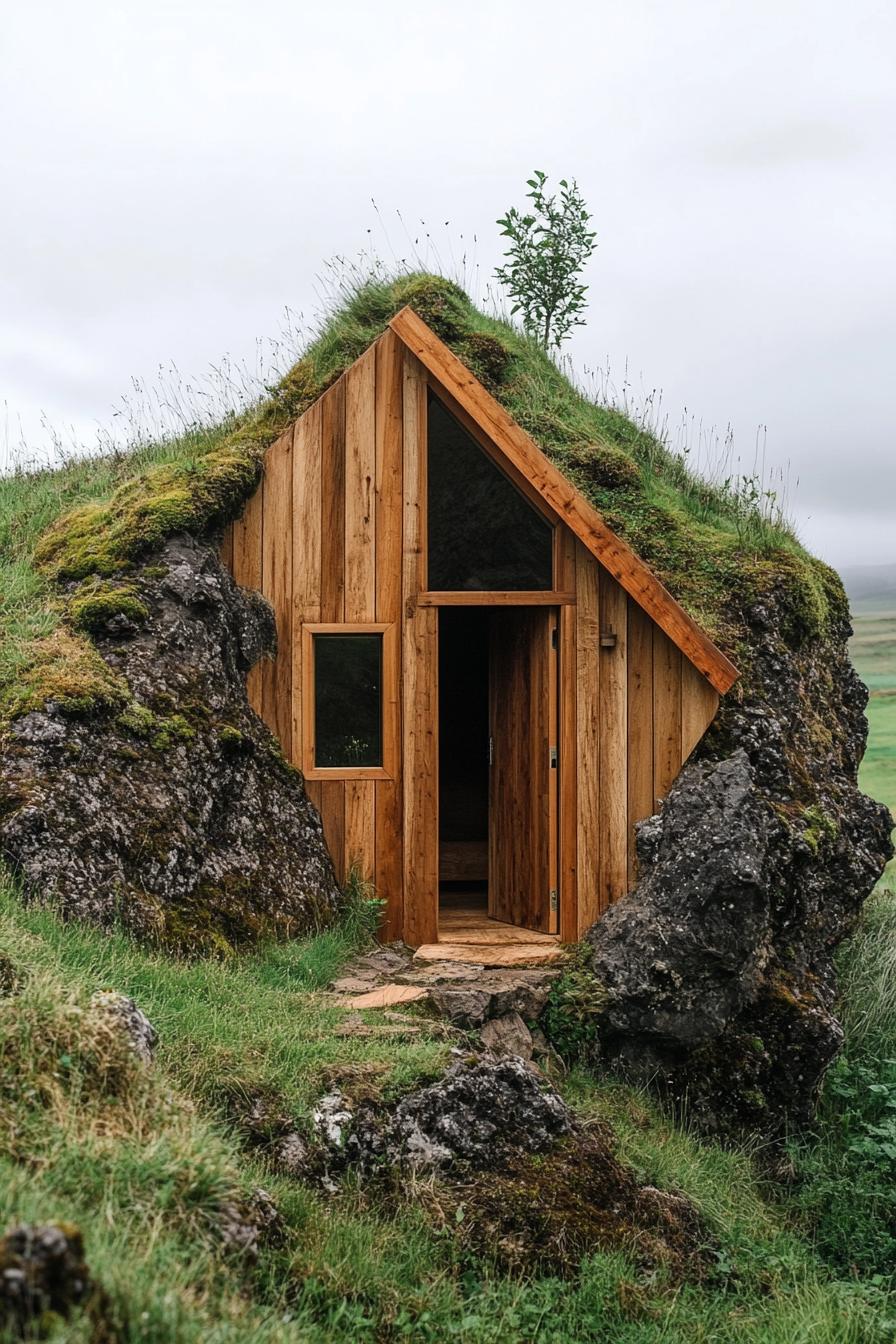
[[2, 867, 896, 1342], [850, 610, 896, 815], [0, 272, 846, 736]]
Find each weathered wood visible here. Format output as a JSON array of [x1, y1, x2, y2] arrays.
[[575, 543, 600, 934], [626, 598, 654, 885], [416, 590, 574, 606], [681, 658, 720, 761], [344, 779, 375, 881], [291, 399, 322, 769], [557, 530, 578, 943], [320, 378, 346, 623], [231, 486, 263, 713], [344, 346, 377, 623], [390, 305, 738, 695], [319, 779, 346, 884], [439, 840, 488, 882], [375, 331, 404, 938], [598, 568, 628, 908], [653, 628, 683, 807], [488, 608, 557, 934], [261, 427, 294, 752], [401, 351, 438, 946]]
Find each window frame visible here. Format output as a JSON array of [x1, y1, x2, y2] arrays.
[[301, 622, 398, 780], [423, 382, 559, 595]]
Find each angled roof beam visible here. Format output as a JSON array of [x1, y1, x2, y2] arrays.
[[390, 305, 738, 695]]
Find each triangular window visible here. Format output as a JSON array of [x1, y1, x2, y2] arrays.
[[426, 392, 553, 591]]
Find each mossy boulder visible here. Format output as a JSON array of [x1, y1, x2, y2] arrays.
[[0, 536, 341, 953]]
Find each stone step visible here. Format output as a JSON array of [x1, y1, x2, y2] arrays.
[[413, 942, 566, 968]]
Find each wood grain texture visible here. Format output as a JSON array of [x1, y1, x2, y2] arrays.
[[231, 486, 264, 713], [344, 779, 375, 880], [575, 543, 601, 934], [488, 608, 556, 934], [375, 331, 405, 938], [291, 399, 322, 770], [260, 427, 294, 750], [598, 569, 629, 909], [653, 628, 683, 808], [390, 305, 738, 695], [401, 351, 438, 946], [319, 779, 345, 883], [626, 598, 654, 886], [681, 659, 720, 762], [344, 346, 376, 623], [320, 378, 346, 624], [416, 590, 574, 606], [557, 530, 578, 943]]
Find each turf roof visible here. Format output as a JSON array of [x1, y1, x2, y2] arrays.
[[0, 272, 846, 729]]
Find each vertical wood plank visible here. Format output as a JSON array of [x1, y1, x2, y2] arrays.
[[681, 660, 720, 762], [320, 379, 346, 624], [402, 351, 438, 946], [375, 332, 405, 938], [260, 428, 294, 754], [344, 779, 375, 879], [232, 486, 264, 715], [558, 527, 578, 944], [319, 780, 345, 883], [344, 346, 377, 623], [626, 598, 654, 886], [653, 629, 683, 807], [575, 542, 600, 934], [291, 400, 322, 772], [598, 569, 628, 908]]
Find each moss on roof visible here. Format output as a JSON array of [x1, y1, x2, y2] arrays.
[[0, 272, 845, 732]]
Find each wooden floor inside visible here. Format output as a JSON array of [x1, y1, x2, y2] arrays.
[[412, 886, 564, 967]]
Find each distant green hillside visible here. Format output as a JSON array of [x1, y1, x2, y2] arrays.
[[850, 611, 896, 816], [842, 562, 896, 617]]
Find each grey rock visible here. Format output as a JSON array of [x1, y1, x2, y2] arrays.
[[0, 954, 22, 998], [480, 1011, 534, 1060], [317, 1056, 572, 1176], [216, 1187, 282, 1261], [90, 990, 157, 1062], [0, 535, 341, 949], [0, 1223, 90, 1334], [582, 561, 894, 1134]]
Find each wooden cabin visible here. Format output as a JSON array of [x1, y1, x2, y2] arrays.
[[220, 308, 738, 951]]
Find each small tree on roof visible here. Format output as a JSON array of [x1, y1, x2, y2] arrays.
[[495, 170, 597, 351]]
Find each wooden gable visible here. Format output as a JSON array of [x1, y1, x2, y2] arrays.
[[220, 317, 735, 947]]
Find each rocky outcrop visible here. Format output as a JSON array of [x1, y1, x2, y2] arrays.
[[583, 580, 893, 1133], [0, 1223, 90, 1337], [90, 991, 158, 1063], [308, 1055, 711, 1279], [0, 535, 341, 952]]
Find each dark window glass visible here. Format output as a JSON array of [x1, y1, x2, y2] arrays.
[[427, 392, 554, 590], [314, 634, 382, 768]]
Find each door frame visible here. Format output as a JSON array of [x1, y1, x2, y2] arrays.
[[430, 600, 563, 938]]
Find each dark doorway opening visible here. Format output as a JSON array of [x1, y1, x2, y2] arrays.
[[438, 608, 490, 921]]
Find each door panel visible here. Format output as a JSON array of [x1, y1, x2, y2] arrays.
[[488, 608, 559, 932]]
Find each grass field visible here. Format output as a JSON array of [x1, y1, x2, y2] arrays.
[[850, 609, 896, 816]]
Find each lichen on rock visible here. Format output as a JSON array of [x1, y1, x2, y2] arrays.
[[0, 534, 342, 952], [0, 1222, 91, 1337]]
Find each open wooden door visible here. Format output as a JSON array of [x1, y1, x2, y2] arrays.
[[488, 608, 559, 933]]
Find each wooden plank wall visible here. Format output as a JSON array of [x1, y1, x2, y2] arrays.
[[221, 335, 720, 946], [570, 548, 720, 935], [222, 331, 407, 936]]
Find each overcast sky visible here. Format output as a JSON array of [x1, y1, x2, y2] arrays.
[[2, 0, 894, 568]]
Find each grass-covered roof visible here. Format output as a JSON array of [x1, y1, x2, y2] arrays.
[[0, 273, 844, 730]]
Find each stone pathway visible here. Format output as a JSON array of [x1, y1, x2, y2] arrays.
[[330, 943, 567, 1067]]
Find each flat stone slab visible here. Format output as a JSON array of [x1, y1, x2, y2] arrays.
[[345, 983, 430, 1010], [414, 942, 566, 968]]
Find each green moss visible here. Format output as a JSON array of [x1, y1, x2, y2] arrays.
[[2, 270, 844, 734], [69, 579, 149, 634], [0, 628, 130, 726], [542, 944, 607, 1061]]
